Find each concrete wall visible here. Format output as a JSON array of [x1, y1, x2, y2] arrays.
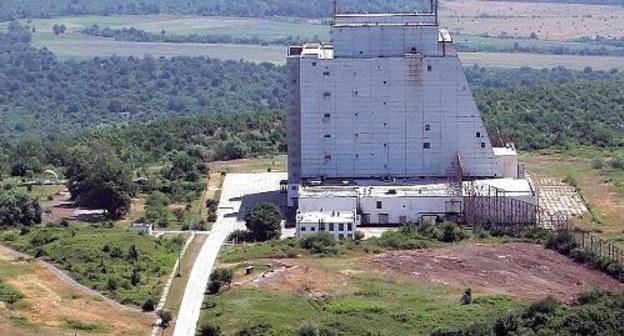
[[359, 196, 462, 224], [287, 57, 302, 206], [332, 25, 440, 58], [296, 53, 501, 179]]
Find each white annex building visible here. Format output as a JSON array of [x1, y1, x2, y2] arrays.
[[287, 2, 536, 238]]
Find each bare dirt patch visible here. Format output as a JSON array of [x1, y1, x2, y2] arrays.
[[373, 243, 623, 303], [0, 246, 152, 336]]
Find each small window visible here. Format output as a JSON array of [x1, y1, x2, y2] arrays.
[[324, 113, 331, 118], [320, 223, 325, 231], [425, 124, 431, 131], [347, 234, 353, 239], [476, 132, 481, 138], [355, 133, 359, 138], [311, 227, 316, 232], [347, 223, 353, 231], [481, 142, 486, 148], [423, 142, 431, 149], [354, 90, 358, 96], [324, 155, 332, 160], [329, 223, 335, 231], [323, 71, 330, 76], [383, 143, 387, 147], [339, 234, 345, 240], [323, 92, 331, 97], [355, 154, 359, 158], [339, 223, 345, 231], [312, 62, 317, 67], [427, 65, 432, 72], [383, 80, 387, 84], [292, 79, 297, 84], [324, 134, 331, 139], [376, 201, 383, 209], [301, 227, 306, 232]]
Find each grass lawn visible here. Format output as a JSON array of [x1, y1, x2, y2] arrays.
[[0, 224, 178, 308], [198, 256, 522, 336]]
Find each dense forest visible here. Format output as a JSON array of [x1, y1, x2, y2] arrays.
[[0, 0, 430, 21], [0, 23, 285, 138]]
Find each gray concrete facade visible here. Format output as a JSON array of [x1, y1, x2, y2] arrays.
[[288, 11, 502, 206]]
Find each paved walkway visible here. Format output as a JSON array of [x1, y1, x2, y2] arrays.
[[171, 173, 287, 336]]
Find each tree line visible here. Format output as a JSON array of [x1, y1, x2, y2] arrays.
[[81, 25, 308, 46]]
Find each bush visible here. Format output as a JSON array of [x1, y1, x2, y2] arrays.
[[376, 230, 428, 250], [460, 288, 472, 305], [354, 230, 365, 241], [297, 323, 320, 336], [300, 232, 338, 255], [199, 322, 221, 336], [235, 322, 273, 336], [158, 309, 173, 327], [441, 223, 469, 243], [228, 229, 251, 243], [210, 268, 234, 286], [142, 297, 156, 312], [207, 280, 222, 295], [545, 230, 576, 255]]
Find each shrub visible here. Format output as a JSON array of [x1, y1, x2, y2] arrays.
[[376, 230, 428, 250], [228, 229, 251, 243], [210, 268, 234, 286], [198, 322, 221, 336], [297, 323, 319, 336], [142, 297, 156, 312], [460, 288, 472, 305], [354, 230, 365, 241], [158, 309, 173, 327], [441, 223, 469, 243], [207, 280, 222, 295], [591, 158, 605, 169], [577, 287, 607, 305], [544, 230, 576, 255], [300, 232, 338, 255]]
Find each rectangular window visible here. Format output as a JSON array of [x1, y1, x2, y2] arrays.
[[323, 71, 330, 76], [476, 132, 481, 138], [347, 234, 353, 239], [427, 65, 432, 72], [481, 142, 486, 148], [361, 214, 370, 225], [323, 92, 331, 97], [376, 201, 382, 209], [312, 62, 317, 67], [425, 124, 431, 131], [329, 223, 335, 231], [339, 223, 345, 231], [339, 234, 345, 240], [311, 227, 316, 232], [320, 223, 325, 231], [301, 227, 306, 232], [347, 223, 353, 231], [423, 142, 431, 149], [324, 155, 332, 160], [323, 113, 331, 118], [324, 134, 331, 139]]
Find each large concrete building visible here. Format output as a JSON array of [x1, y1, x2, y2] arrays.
[[287, 3, 535, 237]]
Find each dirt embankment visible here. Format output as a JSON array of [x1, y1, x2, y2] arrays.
[[373, 243, 623, 303]]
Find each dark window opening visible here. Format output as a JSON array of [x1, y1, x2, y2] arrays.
[[324, 134, 331, 138], [376, 201, 383, 209], [423, 142, 431, 149], [324, 155, 332, 160], [323, 71, 330, 76], [324, 113, 331, 118], [425, 124, 431, 131], [476, 132, 481, 138], [312, 62, 317, 67], [427, 65, 432, 71], [481, 142, 486, 148], [323, 92, 331, 97]]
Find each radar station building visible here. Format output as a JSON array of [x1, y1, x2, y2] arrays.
[[286, 2, 535, 238]]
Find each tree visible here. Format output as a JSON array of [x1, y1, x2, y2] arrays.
[[167, 151, 199, 181], [0, 191, 42, 227], [244, 203, 281, 241], [66, 144, 135, 219]]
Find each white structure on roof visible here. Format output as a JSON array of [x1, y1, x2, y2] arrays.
[[287, 2, 534, 234], [296, 210, 359, 239]]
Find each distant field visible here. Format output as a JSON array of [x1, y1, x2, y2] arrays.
[[31, 34, 624, 70], [442, 0, 624, 40], [27, 15, 329, 41]]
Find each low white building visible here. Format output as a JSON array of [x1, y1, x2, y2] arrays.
[[296, 210, 359, 239]]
